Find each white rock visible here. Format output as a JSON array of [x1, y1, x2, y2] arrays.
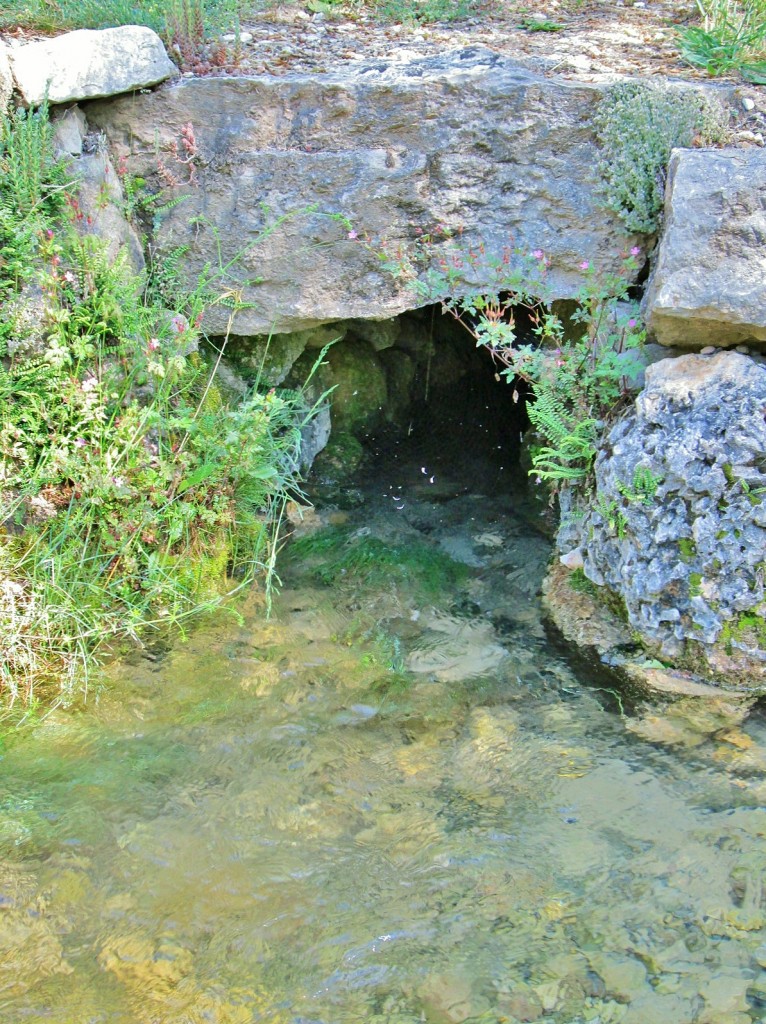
[[742, 97, 756, 111], [560, 548, 584, 570], [10, 26, 176, 107], [0, 41, 12, 113], [221, 31, 253, 43], [644, 148, 766, 348]]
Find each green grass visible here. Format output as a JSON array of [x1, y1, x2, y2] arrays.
[[0, 0, 478, 32], [0, 99, 322, 710], [677, 0, 766, 79]]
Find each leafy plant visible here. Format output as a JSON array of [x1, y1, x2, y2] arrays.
[[0, 103, 324, 709], [0, 99, 71, 220], [594, 80, 727, 234], [388, 242, 646, 488], [678, 0, 766, 79]]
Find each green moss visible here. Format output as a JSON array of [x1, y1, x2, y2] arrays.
[[568, 567, 598, 597], [720, 609, 766, 655], [689, 572, 703, 598], [312, 432, 365, 484], [678, 537, 696, 562], [288, 527, 466, 597]]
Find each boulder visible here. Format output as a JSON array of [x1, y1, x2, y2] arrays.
[[0, 42, 12, 113], [573, 351, 766, 688], [86, 48, 639, 335], [644, 148, 766, 348], [9, 27, 176, 107], [52, 105, 87, 157]]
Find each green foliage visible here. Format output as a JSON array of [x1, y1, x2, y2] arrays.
[[594, 80, 727, 234], [616, 466, 662, 506], [0, 99, 71, 219], [0, 0, 244, 34], [372, 0, 476, 22], [568, 567, 598, 597], [406, 247, 646, 487], [0, 104, 320, 709], [518, 16, 565, 31], [678, 0, 766, 78], [593, 497, 628, 538]]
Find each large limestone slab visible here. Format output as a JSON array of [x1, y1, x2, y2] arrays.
[[644, 148, 766, 348], [10, 27, 176, 107], [86, 49, 637, 336]]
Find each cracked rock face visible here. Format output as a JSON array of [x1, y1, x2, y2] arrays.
[[644, 148, 766, 349], [575, 351, 766, 687], [85, 48, 638, 336]]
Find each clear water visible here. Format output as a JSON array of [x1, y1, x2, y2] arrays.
[[1, 440, 766, 1024]]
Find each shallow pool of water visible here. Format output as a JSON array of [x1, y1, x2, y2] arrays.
[[2, 442, 766, 1024]]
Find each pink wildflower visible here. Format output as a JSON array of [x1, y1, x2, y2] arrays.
[[148, 338, 160, 351], [630, 246, 641, 256], [347, 230, 358, 240], [579, 260, 590, 271], [628, 318, 637, 328]]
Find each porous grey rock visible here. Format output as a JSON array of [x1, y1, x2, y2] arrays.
[[86, 48, 639, 336], [9, 27, 176, 107], [574, 351, 766, 688], [0, 42, 12, 113], [644, 148, 766, 349]]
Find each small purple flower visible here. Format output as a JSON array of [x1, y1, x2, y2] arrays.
[[533, 249, 544, 260], [74, 437, 87, 448], [347, 230, 358, 240], [628, 318, 637, 328], [630, 246, 641, 257], [579, 260, 590, 271], [148, 337, 160, 351]]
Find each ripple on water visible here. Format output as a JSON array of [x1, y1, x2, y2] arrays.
[[2, 465, 766, 1023]]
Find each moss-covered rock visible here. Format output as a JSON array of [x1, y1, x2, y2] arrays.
[[223, 323, 347, 387], [312, 432, 365, 485]]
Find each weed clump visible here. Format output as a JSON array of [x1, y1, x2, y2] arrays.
[[594, 80, 727, 235], [678, 0, 766, 80], [0, 100, 320, 709]]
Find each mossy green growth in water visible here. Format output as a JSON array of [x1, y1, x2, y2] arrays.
[[287, 528, 467, 596]]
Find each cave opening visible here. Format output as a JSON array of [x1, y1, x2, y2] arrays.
[[304, 300, 535, 507]]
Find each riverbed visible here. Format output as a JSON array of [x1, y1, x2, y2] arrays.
[[1, 436, 765, 1024]]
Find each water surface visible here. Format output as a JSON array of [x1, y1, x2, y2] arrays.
[[1, 442, 766, 1024]]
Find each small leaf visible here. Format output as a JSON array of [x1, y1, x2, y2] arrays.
[[741, 62, 766, 84], [248, 465, 278, 480], [178, 463, 218, 492]]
